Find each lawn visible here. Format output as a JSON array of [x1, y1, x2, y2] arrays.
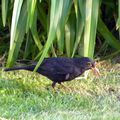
[[0, 60, 120, 120]]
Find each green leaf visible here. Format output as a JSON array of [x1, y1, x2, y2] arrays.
[[117, 0, 120, 39], [98, 17, 120, 50], [72, 0, 84, 57], [56, 0, 72, 53], [37, 3, 47, 31], [31, 9, 43, 51], [116, 18, 120, 30], [23, 32, 32, 59], [1, 0, 8, 26], [26, 0, 37, 32], [7, 1, 27, 67], [10, 0, 23, 49], [65, 10, 76, 57], [83, 0, 99, 58]]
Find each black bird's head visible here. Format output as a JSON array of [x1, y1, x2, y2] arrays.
[[79, 57, 100, 77]]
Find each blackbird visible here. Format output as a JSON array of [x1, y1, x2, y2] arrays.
[[4, 57, 100, 88]]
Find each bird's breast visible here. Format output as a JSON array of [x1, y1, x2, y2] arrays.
[[65, 68, 83, 80]]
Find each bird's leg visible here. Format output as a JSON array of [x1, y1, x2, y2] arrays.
[[59, 82, 65, 88], [59, 82, 71, 91], [52, 82, 56, 88]]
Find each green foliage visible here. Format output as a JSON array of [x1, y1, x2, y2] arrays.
[[98, 17, 120, 50], [83, 0, 99, 58], [6, 0, 27, 67], [1, 0, 8, 27], [0, 0, 120, 67]]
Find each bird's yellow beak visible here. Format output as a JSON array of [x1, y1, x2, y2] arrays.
[[91, 67, 100, 77]]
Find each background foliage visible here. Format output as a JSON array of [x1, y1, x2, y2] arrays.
[[0, 0, 120, 68]]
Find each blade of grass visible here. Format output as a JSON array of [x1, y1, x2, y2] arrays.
[[77, 0, 86, 57], [26, 0, 37, 32], [37, 3, 47, 31], [71, 0, 84, 57], [23, 32, 32, 59], [1, 0, 8, 27], [31, 9, 43, 51], [101, 49, 120, 60], [78, 0, 86, 20], [56, 0, 72, 54], [98, 17, 120, 50], [51, 44, 57, 57], [10, 0, 23, 50], [65, 11, 76, 57], [116, 0, 120, 40], [83, 0, 99, 58], [7, 1, 27, 67]]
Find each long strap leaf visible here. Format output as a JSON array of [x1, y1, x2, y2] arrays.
[[98, 17, 120, 50], [83, 0, 99, 58], [7, 1, 27, 67], [1, 0, 8, 27]]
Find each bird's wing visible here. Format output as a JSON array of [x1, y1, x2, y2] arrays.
[[52, 59, 76, 76], [40, 58, 75, 74]]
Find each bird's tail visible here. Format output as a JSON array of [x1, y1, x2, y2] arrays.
[[4, 65, 35, 72]]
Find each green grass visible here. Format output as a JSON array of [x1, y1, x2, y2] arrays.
[[0, 62, 120, 120]]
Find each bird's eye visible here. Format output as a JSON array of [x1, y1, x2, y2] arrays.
[[87, 62, 92, 67]]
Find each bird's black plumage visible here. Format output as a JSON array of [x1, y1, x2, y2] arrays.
[[4, 57, 97, 88]]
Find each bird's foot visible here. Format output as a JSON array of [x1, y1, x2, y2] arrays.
[[59, 83, 71, 92]]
